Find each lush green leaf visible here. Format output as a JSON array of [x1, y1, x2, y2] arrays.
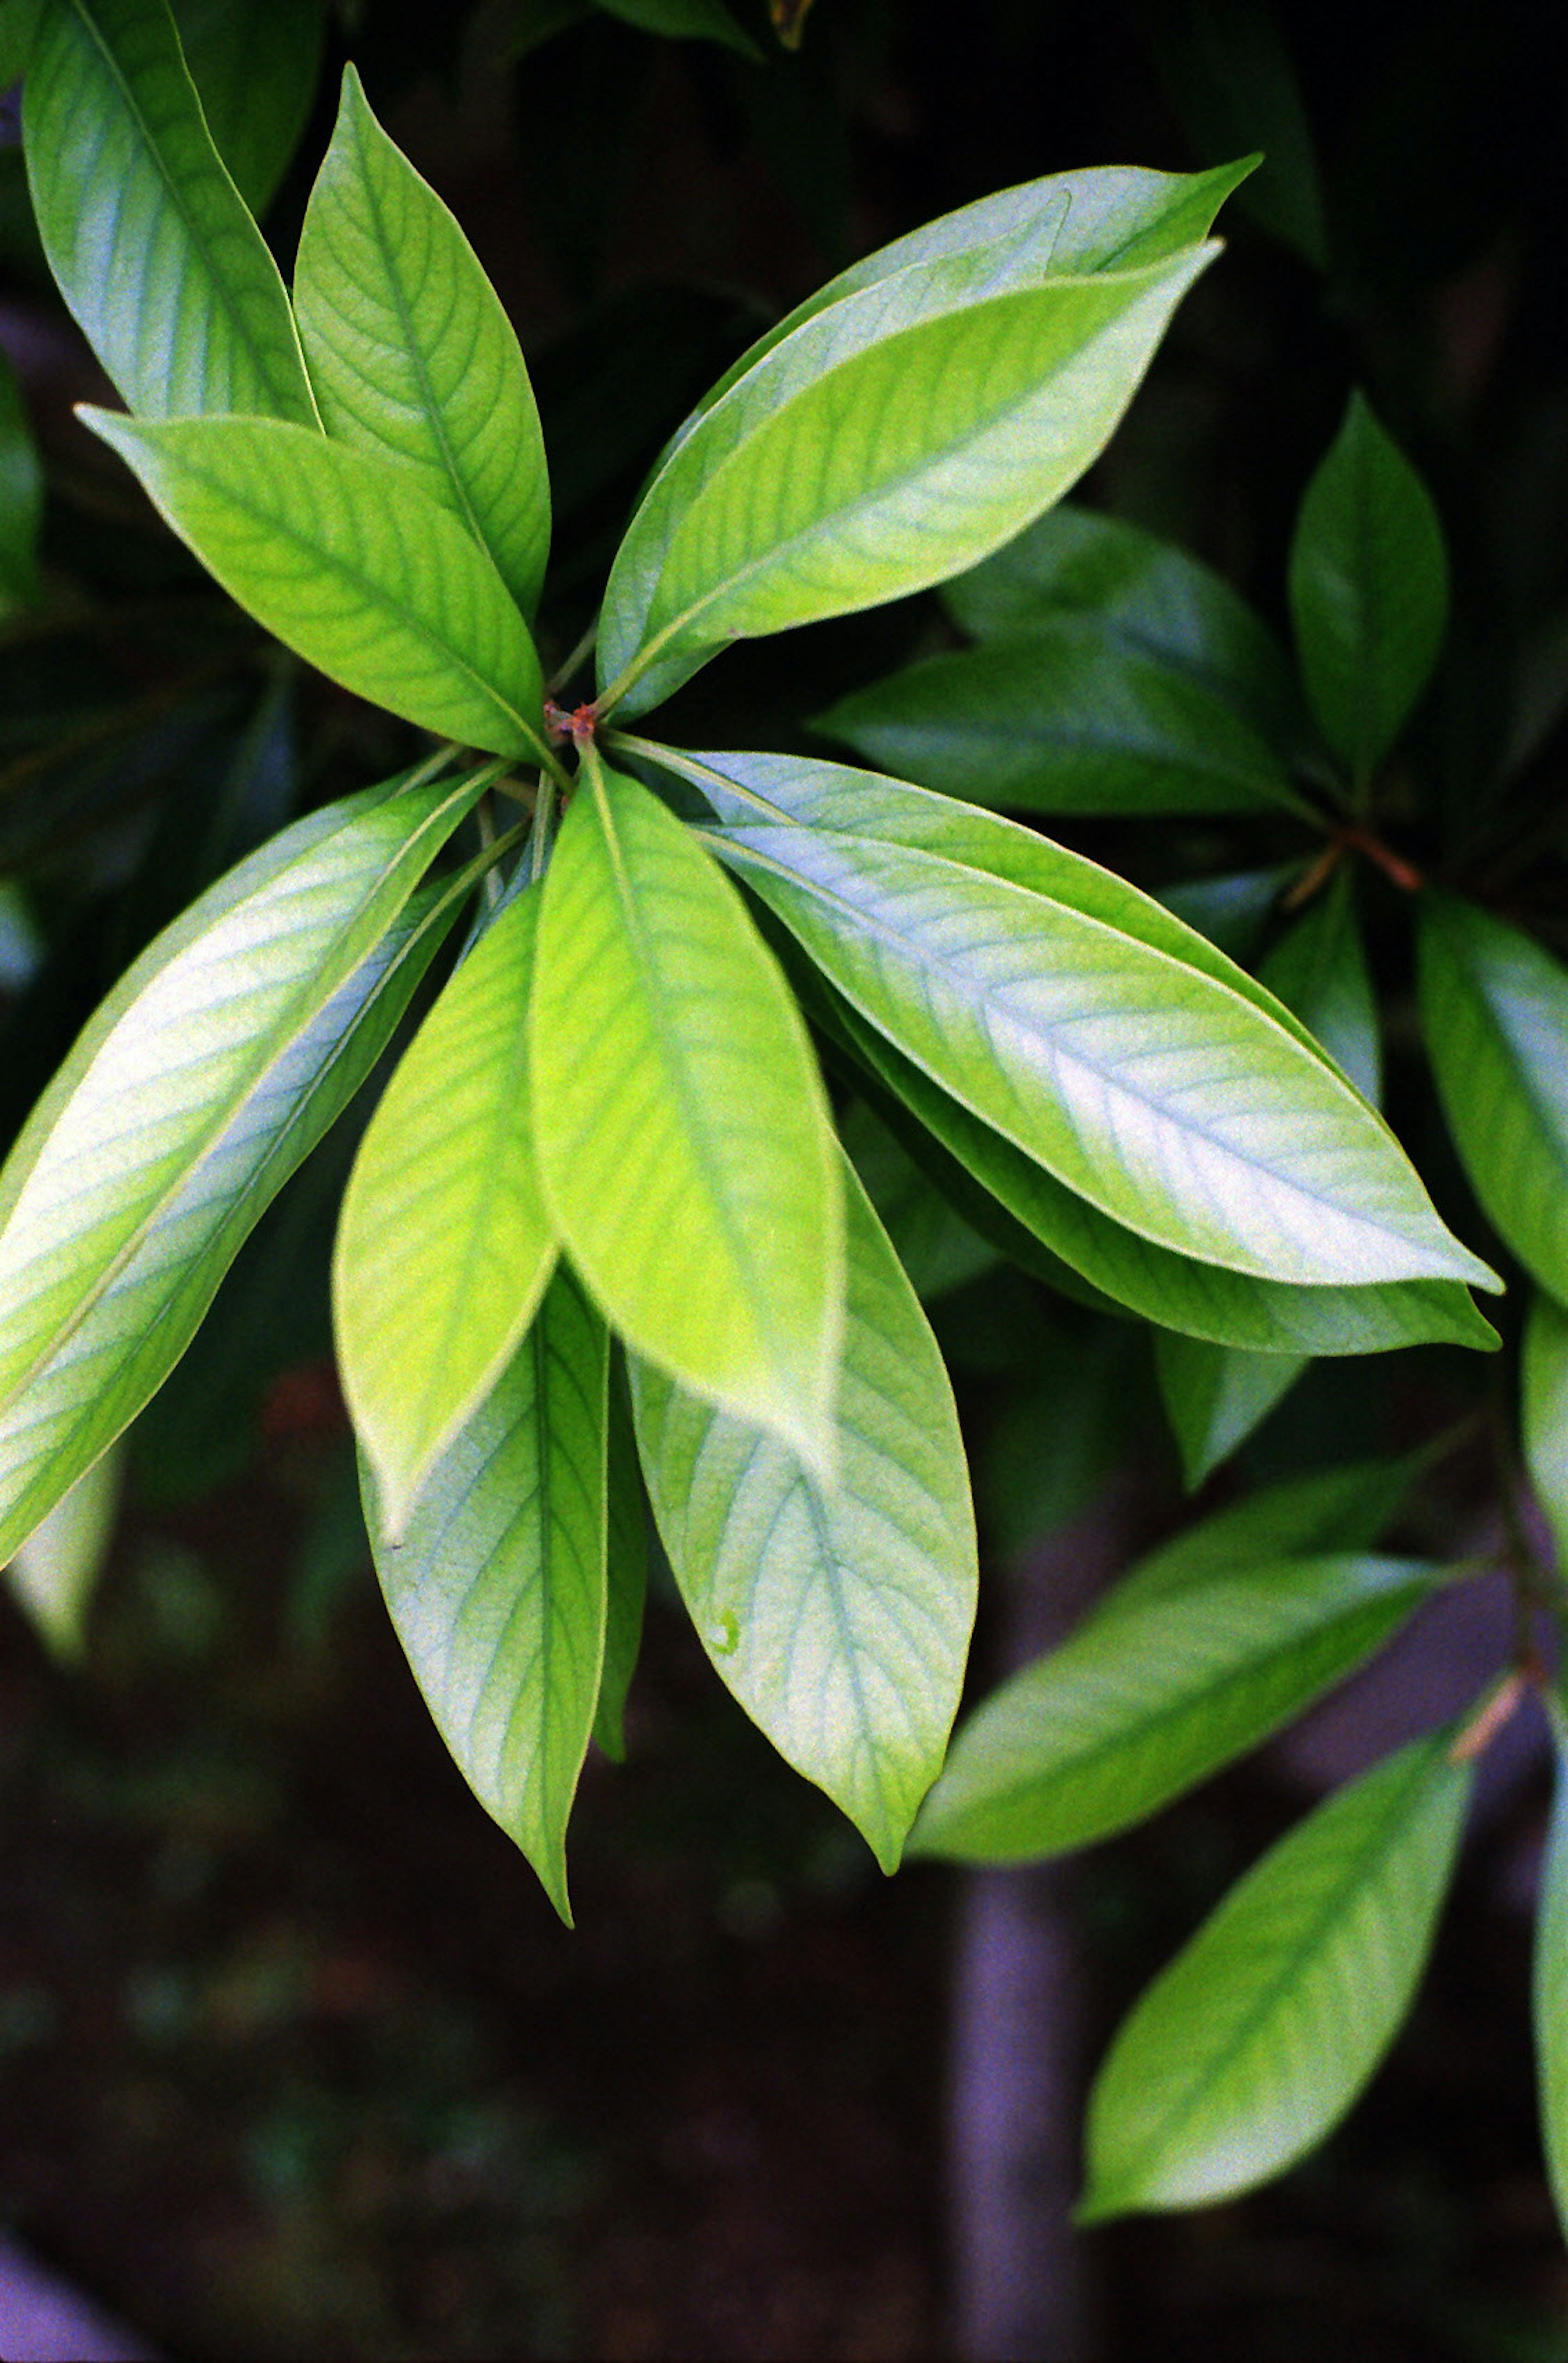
[[840, 1098, 996, 1302], [913, 1553, 1440, 1863], [0, 766, 488, 1564], [24, 0, 317, 422], [630, 1157, 977, 1870], [818, 624, 1298, 818], [296, 67, 551, 618], [171, 0, 325, 215], [1156, 1330, 1306, 1489], [1159, 866, 1293, 964], [1288, 392, 1448, 779], [0, 0, 42, 82], [1081, 1733, 1471, 2216], [596, 0, 760, 57], [530, 757, 843, 1472], [0, 347, 42, 612], [335, 884, 558, 1541], [1523, 1291, 1568, 1578], [1420, 893, 1568, 1299], [4, 1441, 121, 1658], [1111, 1451, 1425, 1610], [1259, 872, 1382, 1104], [81, 410, 548, 760], [1534, 1712, 1568, 2243], [593, 1355, 646, 1762], [368, 1264, 608, 1922], [1148, 0, 1327, 267]]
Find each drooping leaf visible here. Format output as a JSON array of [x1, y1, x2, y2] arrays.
[[1288, 392, 1448, 780], [912, 1553, 1440, 1864], [593, 1354, 646, 1762], [1155, 1330, 1306, 1489], [630, 1157, 977, 1870], [1420, 893, 1568, 1300], [0, 766, 489, 1563], [0, 347, 42, 613], [80, 410, 548, 761], [295, 67, 551, 618], [818, 624, 1299, 818], [4, 1441, 121, 1659], [1111, 1450, 1425, 1610], [171, 0, 325, 216], [597, 166, 1246, 714], [24, 0, 317, 422], [1081, 1733, 1471, 2216], [368, 1264, 609, 1922], [1523, 1292, 1568, 1579], [1259, 871, 1382, 1104], [596, 0, 761, 57], [530, 757, 843, 1473], [335, 884, 557, 1541], [1534, 1709, 1568, 2242]]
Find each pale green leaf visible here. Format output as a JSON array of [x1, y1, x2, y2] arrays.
[[1156, 1331, 1306, 1489], [335, 884, 557, 1541], [0, 767, 488, 1563], [630, 1157, 977, 1870], [368, 1264, 608, 1922], [1113, 1451, 1423, 1611], [593, 1356, 646, 1762], [819, 624, 1298, 818], [1288, 392, 1448, 779], [1082, 1733, 1470, 2216], [0, 347, 42, 613], [1259, 871, 1382, 1105], [24, 0, 317, 422], [1523, 1292, 1568, 1579], [1420, 893, 1568, 1299], [5, 1440, 121, 1659], [530, 758, 843, 1473], [80, 409, 547, 761], [296, 67, 550, 617], [1534, 1715, 1568, 2242], [171, 0, 325, 215], [911, 1554, 1440, 1863]]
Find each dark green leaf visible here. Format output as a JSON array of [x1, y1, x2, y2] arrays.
[[1259, 872, 1382, 1104], [171, 0, 325, 215], [1534, 1709, 1568, 2242], [593, 1354, 646, 1762], [0, 348, 42, 613], [1156, 1331, 1306, 1489], [1113, 1450, 1425, 1610], [1523, 1292, 1568, 1578], [596, 0, 761, 57]]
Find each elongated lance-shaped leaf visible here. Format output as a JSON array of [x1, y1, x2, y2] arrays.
[[1155, 1329, 1304, 1490], [707, 822, 1492, 1291], [943, 500, 1298, 745], [0, 767, 489, 1564], [1421, 893, 1568, 1300], [911, 1554, 1441, 1864], [531, 757, 843, 1475], [368, 1264, 609, 1923], [171, 0, 325, 217], [1534, 1705, 1568, 2242], [1259, 871, 1382, 1105], [1081, 1732, 1471, 2217], [1112, 1450, 1426, 1611], [81, 410, 548, 761], [296, 67, 550, 618], [630, 1157, 976, 1870], [593, 1354, 647, 1762], [335, 884, 557, 1541], [23, 0, 317, 423], [4, 1441, 122, 1660], [819, 627, 1298, 819], [1523, 1292, 1568, 1578], [598, 226, 1225, 715], [1288, 392, 1449, 781]]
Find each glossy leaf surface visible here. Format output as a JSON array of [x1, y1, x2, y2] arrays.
[[1288, 392, 1448, 778], [912, 1555, 1440, 1862], [0, 770, 486, 1563], [82, 410, 546, 759], [172, 0, 325, 215], [24, 0, 316, 423], [296, 67, 550, 617], [531, 761, 843, 1472], [335, 886, 557, 1540], [1421, 893, 1568, 1299], [369, 1265, 608, 1922], [1082, 1734, 1470, 2215], [630, 1160, 976, 1870]]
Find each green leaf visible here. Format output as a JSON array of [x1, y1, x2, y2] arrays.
[[0, 766, 488, 1564], [630, 1156, 977, 1870], [0, 0, 42, 83], [367, 1264, 608, 1923], [1259, 872, 1382, 1105], [818, 624, 1299, 818], [1288, 392, 1448, 780], [911, 1553, 1440, 1863], [840, 1098, 996, 1303], [1534, 1714, 1568, 2243], [593, 1355, 646, 1762], [1159, 866, 1292, 964], [1420, 893, 1568, 1300], [296, 67, 551, 619], [171, 0, 325, 216], [1156, 1331, 1306, 1489], [596, 0, 761, 57], [530, 757, 843, 1472], [0, 347, 42, 613], [1081, 1732, 1471, 2216], [335, 885, 558, 1541], [598, 173, 1241, 714], [23, 0, 317, 423], [1147, 0, 1328, 269], [1523, 1292, 1568, 1579], [4, 1441, 121, 1659], [1112, 1450, 1425, 1610], [80, 410, 547, 761]]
